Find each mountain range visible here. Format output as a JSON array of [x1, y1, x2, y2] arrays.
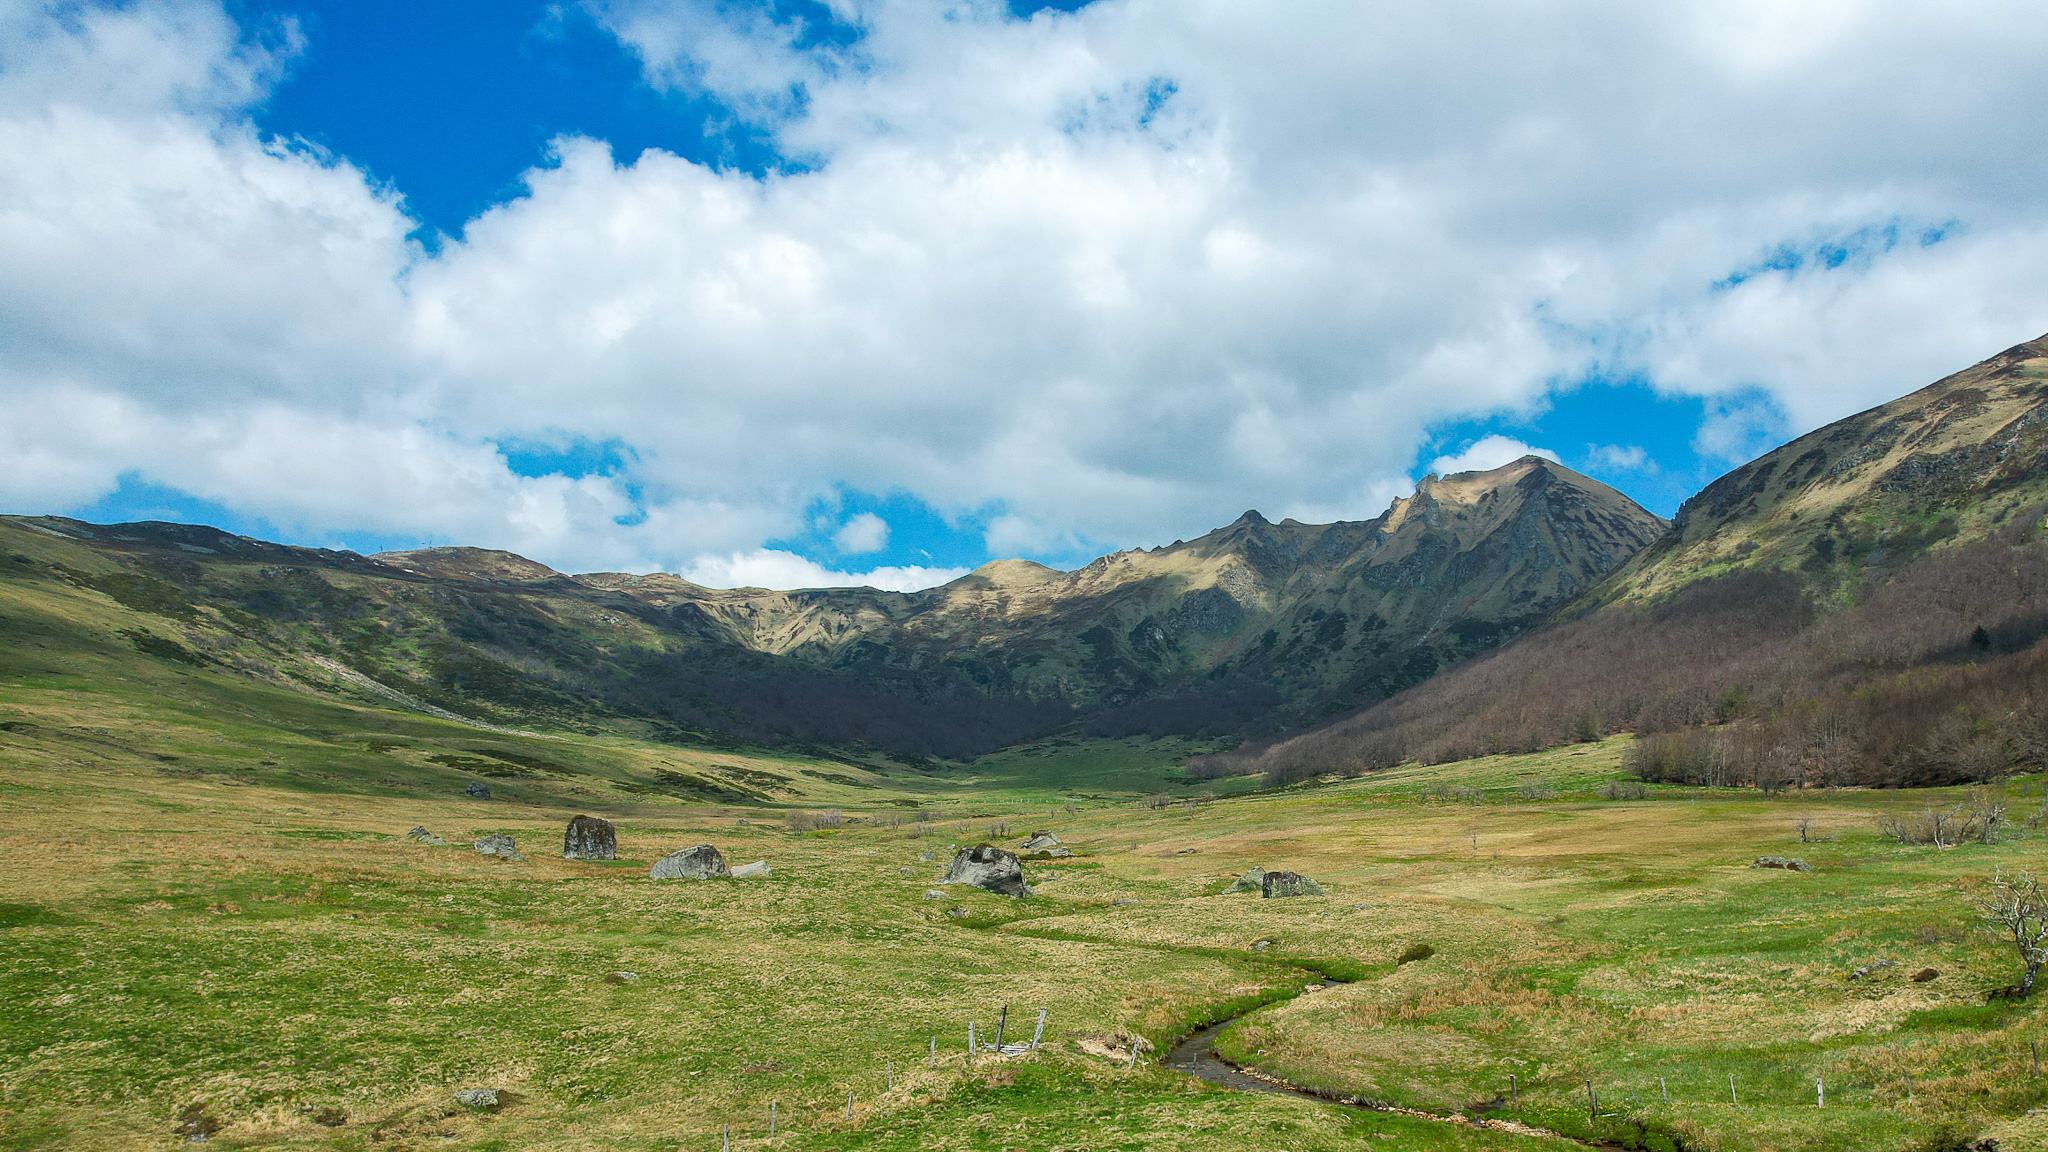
[[6, 331, 2047, 784]]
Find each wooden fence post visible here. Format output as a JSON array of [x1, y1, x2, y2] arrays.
[[1817, 1076, 1824, 1108], [769, 1100, 776, 1137], [995, 1004, 1008, 1050], [1031, 1007, 1048, 1049], [1660, 1076, 1668, 1104], [1729, 1074, 1737, 1105], [845, 1091, 853, 1121], [1509, 1073, 1516, 1111], [723, 1124, 730, 1152], [968, 1022, 976, 1064], [1586, 1080, 1596, 1119], [887, 1059, 894, 1091], [929, 1036, 936, 1068]]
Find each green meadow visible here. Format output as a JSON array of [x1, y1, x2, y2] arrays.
[[2, 610, 2047, 1151]]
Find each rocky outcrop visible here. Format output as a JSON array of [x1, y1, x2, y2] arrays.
[[465, 781, 491, 799], [650, 844, 728, 880], [945, 845, 1029, 896], [562, 815, 617, 860], [1227, 867, 1266, 893], [406, 825, 447, 846], [730, 860, 771, 878], [1019, 830, 1074, 860], [473, 834, 524, 861], [1261, 871, 1323, 898], [1750, 856, 1812, 872]]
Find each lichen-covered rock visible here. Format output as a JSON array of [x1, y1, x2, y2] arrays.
[[464, 781, 491, 799], [731, 860, 771, 878], [1227, 868, 1267, 893], [562, 815, 617, 860], [473, 834, 524, 862], [945, 844, 1029, 896], [1021, 830, 1061, 850], [1261, 871, 1323, 898], [406, 826, 447, 846], [1750, 856, 1813, 872], [650, 844, 728, 880], [452, 1088, 498, 1110]]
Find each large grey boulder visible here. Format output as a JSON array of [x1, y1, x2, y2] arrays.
[[406, 825, 447, 846], [945, 845, 1030, 897], [473, 834, 525, 862], [650, 844, 728, 880], [731, 860, 771, 878], [1021, 830, 1061, 850], [1020, 830, 1074, 860], [452, 1088, 498, 1110], [1261, 871, 1323, 898], [562, 815, 617, 860], [465, 781, 491, 799], [1227, 867, 1267, 893]]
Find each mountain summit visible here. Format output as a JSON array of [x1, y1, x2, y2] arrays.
[[0, 456, 1664, 756]]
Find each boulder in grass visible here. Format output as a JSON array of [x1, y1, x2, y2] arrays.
[[1227, 867, 1267, 894], [406, 826, 447, 846], [649, 844, 729, 880], [464, 781, 491, 800], [1261, 871, 1323, 898], [1750, 856, 1813, 872], [562, 815, 617, 861], [473, 834, 525, 862], [452, 1088, 498, 1111], [944, 845, 1030, 897], [731, 860, 771, 879]]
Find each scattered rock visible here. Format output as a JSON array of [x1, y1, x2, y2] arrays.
[[1036, 874, 1059, 883], [1913, 967, 1940, 982], [924, 889, 947, 900], [472, 834, 525, 862], [946, 906, 969, 918], [1075, 1032, 1153, 1061], [1350, 902, 1373, 911], [452, 1088, 499, 1111], [1019, 830, 1075, 860], [650, 844, 729, 880], [1227, 867, 1267, 893], [1750, 856, 1813, 872], [562, 815, 617, 861], [735, 818, 750, 826], [945, 845, 1030, 897], [1851, 959, 1898, 980], [1175, 848, 1198, 855], [406, 826, 447, 846], [917, 851, 933, 861], [1021, 830, 1061, 849], [731, 860, 771, 878], [174, 1103, 220, 1142], [1111, 898, 1139, 906], [464, 781, 491, 800], [1251, 939, 1274, 952], [604, 971, 640, 985], [1262, 871, 1324, 898], [898, 866, 918, 876], [1024, 846, 1075, 859]]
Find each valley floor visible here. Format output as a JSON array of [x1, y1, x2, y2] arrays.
[[2, 664, 2047, 1151]]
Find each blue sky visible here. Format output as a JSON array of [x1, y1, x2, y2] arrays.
[[9, 0, 2048, 587]]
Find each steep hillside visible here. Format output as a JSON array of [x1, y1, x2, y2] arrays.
[[0, 458, 1662, 757], [1201, 331, 2048, 788]]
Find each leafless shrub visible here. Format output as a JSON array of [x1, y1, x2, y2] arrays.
[[783, 809, 816, 832], [1599, 781, 1647, 800], [1980, 868, 2048, 998], [815, 808, 844, 829], [1516, 779, 1556, 801]]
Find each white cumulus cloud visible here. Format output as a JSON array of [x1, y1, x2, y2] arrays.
[[832, 512, 890, 554], [683, 549, 966, 592], [1429, 437, 1559, 478]]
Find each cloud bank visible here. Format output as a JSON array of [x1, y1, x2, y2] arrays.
[[4, 0, 2048, 587]]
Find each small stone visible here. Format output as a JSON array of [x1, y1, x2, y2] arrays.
[[917, 851, 933, 861], [945, 845, 1029, 897], [735, 818, 750, 826], [731, 860, 771, 878], [406, 825, 447, 846], [946, 906, 969, 918], [1252, 939, 1274, 952], [174, 1103, 220, 1142], [1912, 967, 1940, 982], [1850, 959, 1898, 980], [604, 971, 640, 985], [650, 844, 729, 880], [1261, 871, 1324, 898], [562, 815, 617, 861], [1227, 868, 1267, 893], [924, 889, 947, 900], [1175, 848, 1198, 855], [472, 834, 525, 862], [1111, 898, 1139, 906], [1350, 902, 1372, 911], [898, 866, 917, 876], [452, 1088, 498, 1110], [464, 781, 491, 800], [1750, 856, 1813, 872]]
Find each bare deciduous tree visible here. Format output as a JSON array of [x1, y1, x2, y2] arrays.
[[1980, 869, 2048, 999]]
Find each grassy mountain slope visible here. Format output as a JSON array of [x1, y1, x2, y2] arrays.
[[1202, 331, 2048, 787], [0, 457, 1663, 757]]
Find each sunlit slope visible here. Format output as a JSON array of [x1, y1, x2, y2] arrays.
[[1605, 330, 2048, 603]]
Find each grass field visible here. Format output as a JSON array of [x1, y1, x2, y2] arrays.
[[5, 628, 2048, 1150]]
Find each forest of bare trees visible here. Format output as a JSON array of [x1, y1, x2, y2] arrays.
[[1189, 507, 2048, 791]]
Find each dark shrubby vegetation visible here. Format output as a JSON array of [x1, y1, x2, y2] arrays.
[[1196, 507, 2048, 790]]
